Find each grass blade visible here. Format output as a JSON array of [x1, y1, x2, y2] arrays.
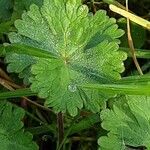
[[115, 75, 150, 84], [79, 83, 150, 96], [0, 88, 37, 99], [5, 43, 58, 59]]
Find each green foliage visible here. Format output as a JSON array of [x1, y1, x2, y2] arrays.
[[14, 0, 43, 10], [1, 0, 150, 149], [0, 0, 13, 22], [118, 18, 146, 48], [98, 95, 150, 149], [0, 0, 43, 39], [81, 75, 150, 96], [69, 114, 100, 135], [0, 101, 38, 150], [6, 0, 126, 116], [0, 45, 5, 56], [120, 47, 150, 59]]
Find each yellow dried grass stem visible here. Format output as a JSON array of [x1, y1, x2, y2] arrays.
[[109, 4, 150, 30]]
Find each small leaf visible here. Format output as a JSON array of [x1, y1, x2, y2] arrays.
[[99, 95, 150, 149], [0, 101, 38, 150]]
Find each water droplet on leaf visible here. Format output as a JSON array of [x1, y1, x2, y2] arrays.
[[68, 84, 77, 92]]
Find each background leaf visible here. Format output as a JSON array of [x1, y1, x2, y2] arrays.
[[0, 0, 13, 22], [99, 95, 150, 149], [0, 101, 38, 150]]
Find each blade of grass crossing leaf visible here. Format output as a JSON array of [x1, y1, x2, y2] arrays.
[[80, 83, 150, 96], [115, 75, 150, 85], [5, 44, 58, 59], [0, 88, 37, 99]]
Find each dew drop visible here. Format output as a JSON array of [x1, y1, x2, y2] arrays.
[[68, 84, 77, 92]]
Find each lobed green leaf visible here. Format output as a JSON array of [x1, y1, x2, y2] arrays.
[[6, 0, 127, 116], [99, 95, 150, 149], [0, 101, 38, 150]]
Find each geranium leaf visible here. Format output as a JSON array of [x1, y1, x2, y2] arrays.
[[99, 95, 150, 149], [0, 101, 38, 150], [6, 0, 126, 116]]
